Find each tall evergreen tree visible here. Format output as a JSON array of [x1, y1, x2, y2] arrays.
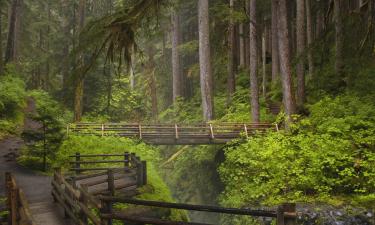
[[249, 0, 259, 122], [198, 0, 214, 121]]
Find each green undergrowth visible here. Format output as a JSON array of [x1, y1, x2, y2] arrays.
[[219, 94, 375, 210], [0, 70, 26, 139], [54, 135, 188, 222]]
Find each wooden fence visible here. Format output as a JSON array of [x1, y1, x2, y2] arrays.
[[5, 172, 35, 225], [67, 122, 278, 145], [51, 153, 296, 225]]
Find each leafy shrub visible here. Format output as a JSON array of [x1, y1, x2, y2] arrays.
[[0, 73, 26, 137], [219, 95, 375, 209]]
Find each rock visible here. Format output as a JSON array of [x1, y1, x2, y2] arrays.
[[295, 204, 374, 225]]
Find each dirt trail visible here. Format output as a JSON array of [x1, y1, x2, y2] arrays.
[[0, 98, 71, 225]]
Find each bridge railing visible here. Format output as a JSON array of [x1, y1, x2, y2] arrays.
[[67, 122, 278, 142], [52, 153, 148, 225], [5, 172, 35, 225], [98, 197, 296, 225]]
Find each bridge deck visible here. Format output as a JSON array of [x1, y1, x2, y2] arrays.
[[67, 122, 277, 145]]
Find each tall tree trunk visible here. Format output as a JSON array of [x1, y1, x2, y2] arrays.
[[296, 0, 306, 108], [239, 23, 245, 66], [227, 0, 236, 104], [271, 0, 280, 82], [0, 11, 3, 75], [249, 0, 260, 122], [278, 0, 297, 122], [5, 0, 22, 64], [148, 47, 158, 121], [45, 2, 51, 91], [198, 0, 214, 121], [262, 29, 267, 98], [74, 0, 86, 122], [334, 0, 345, 77], [61, 0, 70, 101], [74, 78, 84, 122], [171, 10, 182, 102], [129, 51, 135, 90], [306, 0, 314, 77]]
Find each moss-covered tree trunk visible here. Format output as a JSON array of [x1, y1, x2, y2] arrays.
[[74, 0, 86, 122], [171, 9, 182, 103], [296, 0, 306, 108], [0, 10, 3, 75], [334, 0, 345, 77], [271, 0, 280, 83], [198, 0, 214, 121], [227, 0, 236, 104], [249, 0, 260, 122], [278, 0, 297, 123], [5, 0, 22, 64], [306, 0, 314, 77]]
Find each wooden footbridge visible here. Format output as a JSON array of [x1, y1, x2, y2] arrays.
[[67, 122, 278, 145], [3, 153, 297, 225]]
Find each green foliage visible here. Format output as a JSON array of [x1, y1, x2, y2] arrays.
[[0, 71, 26, 138], [54, 135, 188, 221], [219, 95, 375, 211], [19, 90, 67, 171]]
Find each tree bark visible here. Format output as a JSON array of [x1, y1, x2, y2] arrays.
[[334, 0, 345, 77], [74, 0, 86, 122], [239, 23, 245, 66], [5, 0, 22, 64], [171, 9, 182, 102], [278, 0, 297, 122], [198, 0, 214, 121], [227, 0, 236, 104], [296, 0, 306, 108], [0, 11, 3, 75], [148, 47, 158, 121], [306, 0, 314, 77], [73, 77, 84, 122], [262, 29, 267, 98], [271, 0, 280, 82], [61, 0, 70, 101], [249, 0, 260, 122]]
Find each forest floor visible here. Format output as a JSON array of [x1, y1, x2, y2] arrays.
[[0, 98, 71, 225]]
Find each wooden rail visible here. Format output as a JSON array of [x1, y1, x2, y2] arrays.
[[52, 153, 147, 225], [67, 122, 277, 145], [51, 153, 296, 225], [5, 172, 35, 225]]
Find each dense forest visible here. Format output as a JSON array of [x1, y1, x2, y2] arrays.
[[0, 0, 375, 224]]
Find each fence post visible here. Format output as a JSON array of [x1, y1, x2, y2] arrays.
[[124, 152, 129, 168], [100, 199, 109, 225], [283, 203, 296, 225], [130, 153, 136, 167], [277, 203, 296, 225], [79, 184, 88, 224], [141, 160, 147, 185], [136, 156, 143, 187], [101, 124, 105, 137], [106, 169, 114, 225], [276, 205, 284, 225], [11, 187, 19, 225], [75, 152, 81, 175]]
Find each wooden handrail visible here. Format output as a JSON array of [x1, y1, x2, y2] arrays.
[[5, 172, 36, 225]]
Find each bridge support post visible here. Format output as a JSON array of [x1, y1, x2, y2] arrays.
[[277, 203, 296, 225], [124, 152, 129, 168]]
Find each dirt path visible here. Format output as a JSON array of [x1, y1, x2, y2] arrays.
[[0, 98, 71, 225]]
